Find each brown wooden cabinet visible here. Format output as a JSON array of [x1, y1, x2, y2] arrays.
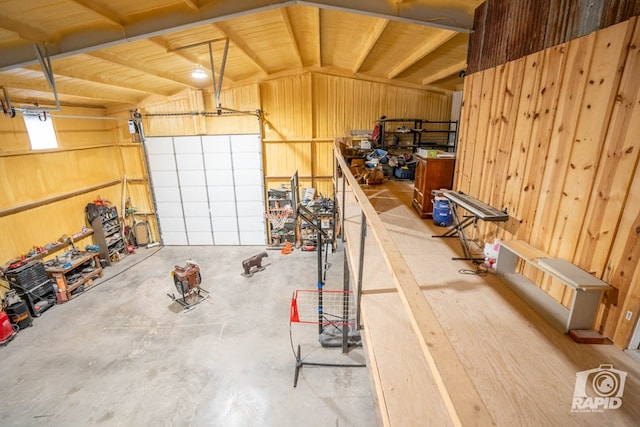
[[412, 155, 456, 219]]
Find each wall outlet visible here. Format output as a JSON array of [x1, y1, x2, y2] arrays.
[[626, 311, 633, 321]]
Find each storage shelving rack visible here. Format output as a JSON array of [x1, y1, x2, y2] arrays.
[[375, 118, 458, 153], [266, 186, 297, 248], [91, 206, 126, 265]]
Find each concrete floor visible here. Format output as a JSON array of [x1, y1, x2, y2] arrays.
[[1, 244, 377, 426]]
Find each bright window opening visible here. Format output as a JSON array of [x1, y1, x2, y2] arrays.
[[23, 113, 58, 150]]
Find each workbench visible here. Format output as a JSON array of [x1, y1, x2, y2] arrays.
[[46, 251, 103, 300]]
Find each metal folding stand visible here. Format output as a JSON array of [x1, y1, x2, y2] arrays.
[[432, 191, 508, 261], [291, 204, 365, 387], [434, 210, 485, 261]]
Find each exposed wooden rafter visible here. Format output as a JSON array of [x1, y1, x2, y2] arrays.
[[87, 50, 195, 88], [315, 7, 322, 67], [387, 30, 457, 79], [64, 0, 124, 27], [352, 19, 389, 73], [182, 0, 200, 11], [0, 16, 50, 42], [211, 22, 270, 74], [21, 62, 173, 97], [280, 7, 304, 68], [421, 60, 466, 85], [0, 73, 142, 104]]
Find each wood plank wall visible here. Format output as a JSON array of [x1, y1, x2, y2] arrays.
[[0, 72, 450, 296], [144, 72, 452, 197], [469, 0, 640, 74], [456, 17, 640, 348], [0, 106, 133, 295]]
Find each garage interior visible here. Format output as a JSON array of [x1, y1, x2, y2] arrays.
[[2, 1, 640, 426]]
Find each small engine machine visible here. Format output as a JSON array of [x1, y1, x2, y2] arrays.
[[167, 259, 210, 311]]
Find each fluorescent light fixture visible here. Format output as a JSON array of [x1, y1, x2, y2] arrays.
[[192, 66, 207, 79]]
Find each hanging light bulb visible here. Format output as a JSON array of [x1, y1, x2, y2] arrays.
[[191, 66, 207, 79]]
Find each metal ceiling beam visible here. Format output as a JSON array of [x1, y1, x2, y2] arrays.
[[298, 0, 474, 32], [0, 0, 474, 71], [387, 30, 457, 79]]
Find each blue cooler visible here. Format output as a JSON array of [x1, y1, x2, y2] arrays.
[[432, 197, 452, 227]]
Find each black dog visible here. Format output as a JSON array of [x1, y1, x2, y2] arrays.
[[241, 252, 269, 277]]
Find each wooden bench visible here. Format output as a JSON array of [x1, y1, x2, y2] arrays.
[[495, 240, 611, 333]]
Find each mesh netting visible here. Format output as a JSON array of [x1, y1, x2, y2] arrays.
[[290, 289, 355, 326]]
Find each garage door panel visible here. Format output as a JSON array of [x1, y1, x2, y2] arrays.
[[211, 216, 238, 231], [208, 186, 236, 202], [210, 201, 236, 216], [162, 232, 189, 245], [185, 216, 212, 232], [149, 170, 179, 187], [153, 186, 181, 203], [157, 216, 186, 232], [236, 201, 265, 216], [178, 170, 206, 186], [173, 136, 202, 153], [146, 134, 263, 246], [233, 169, 262, 186], [238, 216, 265, 231], [235, 185, 263, 201], [148, 154, 177, 171], [213, 232, 240, 245], [232, 152, 261, 169], [206, 170, 234, 186], [156, 202, 184, 218], [145, 137, 174, 154], [202, 135, 231, 152], [183, 202, 210, 217], [176, 153, 204, 170], [203, 152, 231, 169], [188, 232, 214, 245], [240, 231, 267, 245], [230, 134, 260, 151], [180, 186, 207, 202]]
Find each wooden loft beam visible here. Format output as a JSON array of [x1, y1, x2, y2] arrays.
[[387, 30, 457, 79], [334, 144, 495, 426], [352, 18, 389, 73], [422, 60, 467, 85]]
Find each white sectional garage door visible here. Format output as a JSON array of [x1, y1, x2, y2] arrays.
[[145, 134, 266, 246]]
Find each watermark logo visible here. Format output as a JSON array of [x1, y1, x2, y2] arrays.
[[571, 364, 627, 412]]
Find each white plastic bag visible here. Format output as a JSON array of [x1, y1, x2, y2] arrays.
[[483, 239, 500, 271]]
